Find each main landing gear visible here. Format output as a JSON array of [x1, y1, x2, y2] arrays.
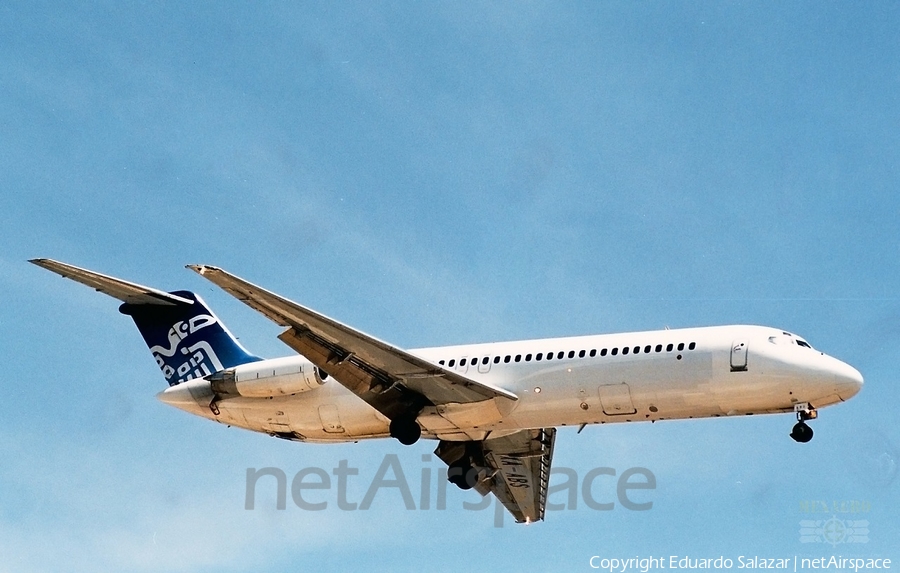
[[447, 459, 480, 490], [790, 403, 817, 443], [389, 417, 421, 446], [435, 442, 484, 491]]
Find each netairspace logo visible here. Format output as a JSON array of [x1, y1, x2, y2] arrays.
[[800, 517, 869, 545]]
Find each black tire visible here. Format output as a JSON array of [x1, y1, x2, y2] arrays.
[[449, 472, 473, 490], [389, 418, 421, 445], [448, 461, 475, 490], [463, 467, 480, 489], [790, 422, 813, 443]]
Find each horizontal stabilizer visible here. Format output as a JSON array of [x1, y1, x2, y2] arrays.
[[29, 259, 192, 306]]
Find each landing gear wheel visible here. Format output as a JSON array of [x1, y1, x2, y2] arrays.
[[449, 472, 472, 490], [389, 418, 421, 445], [448, 462, 478, 490], [790, 421, 813, 443]]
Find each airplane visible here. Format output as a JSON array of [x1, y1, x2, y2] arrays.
[[30, 259, 863, 524]]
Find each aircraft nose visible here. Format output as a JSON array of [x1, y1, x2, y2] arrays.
[[833, 360, 863, 400]]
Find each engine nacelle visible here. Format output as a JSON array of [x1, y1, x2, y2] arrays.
[[207, 356, 326, 398]]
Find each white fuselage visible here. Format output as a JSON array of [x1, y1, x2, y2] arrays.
[[159, 325, 863, 442]]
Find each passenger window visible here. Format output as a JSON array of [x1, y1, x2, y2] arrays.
[[525, 353, 532, 362], [536, 353, 543, 361], [633, 346, 640, 354], [644, 345, 651, 353], [677, 343, 685, 351], [504, 355, 511, 363], [623, 347, 629, 355], [515, 355, 522, 363], [557, 351, 564, 359], [449, 359, 456, 367], [655, 344, 662, 352], [689, 342, 696, 350], [579, 350, 585, 358], [601, 348, 608, 356], [590, 349, 596, 357], [493, 356, 500, 364], [439, 360, 445, 365], [568, 350, 575, 358], [612, 348, 618, 355], [546, 352, 553, 361], [482, 357, 489, 365], [666, 344, 673, 352]]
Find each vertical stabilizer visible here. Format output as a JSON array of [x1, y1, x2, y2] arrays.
[[120, 292, 261, 386]]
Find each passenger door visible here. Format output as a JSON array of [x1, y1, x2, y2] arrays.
[[730, 339, 748, 372]]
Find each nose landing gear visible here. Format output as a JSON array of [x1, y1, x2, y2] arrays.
[[791, 421, 813, 443], [790, 403, 817, 443]]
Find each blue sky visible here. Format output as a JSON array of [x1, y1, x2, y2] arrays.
[[1, 2, 898, 571]]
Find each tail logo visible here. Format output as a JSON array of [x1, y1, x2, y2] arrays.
[[149, 314, 225, 385], [149, 314, 217, 357], [163, 341, 226, 384]]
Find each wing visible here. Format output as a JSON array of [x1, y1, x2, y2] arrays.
[[30, 259, 192, 306], [187, 265, 517, 424], [481, 428, 556, 523], [436, 428, 556, 523]]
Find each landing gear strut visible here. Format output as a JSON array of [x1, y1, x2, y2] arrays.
[[790, 403, 817, 443], [389, 417, 421, 446]]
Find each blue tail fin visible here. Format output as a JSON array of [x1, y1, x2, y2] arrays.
[[119, 291, 261, 386]]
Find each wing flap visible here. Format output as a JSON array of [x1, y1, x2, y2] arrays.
[[276, 326, 425, 420], [482, 427, 556, 523]]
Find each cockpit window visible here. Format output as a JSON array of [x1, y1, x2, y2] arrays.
[[769, 333, 813, 349]]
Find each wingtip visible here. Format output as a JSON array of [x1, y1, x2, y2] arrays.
[[186, 264, 214, 275], [29, 258, 63, 271]]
